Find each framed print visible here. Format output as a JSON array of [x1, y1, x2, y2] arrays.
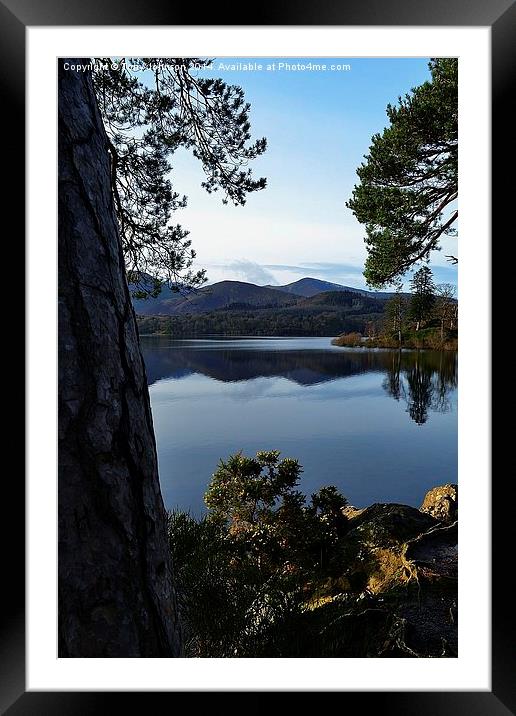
[[4, 0, 512, 710]]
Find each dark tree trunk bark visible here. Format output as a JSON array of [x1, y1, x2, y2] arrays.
[[58, 59, 181, 657]]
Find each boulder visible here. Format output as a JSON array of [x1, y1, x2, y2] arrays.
[[406, 521, 458, 579], [345, 503, 438, 546], [340, 504, 438, 594], [307, 493, 458, 657], [420, 484, 458, 523]]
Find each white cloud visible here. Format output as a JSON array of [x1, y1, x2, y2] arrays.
[[180, 206, 367, 269], [225, 259, 279, 285]]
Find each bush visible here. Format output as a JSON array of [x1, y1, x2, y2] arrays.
[[332, 327, 458, 350], [168, 451, 350, 656], [167, 450, 457, 657], [331, 332, 363, 347], [168, 510, 260, 656]]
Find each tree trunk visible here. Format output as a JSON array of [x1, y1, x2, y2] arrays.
[[58, 59, 181, 657]]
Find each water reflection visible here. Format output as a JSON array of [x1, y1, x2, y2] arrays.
[[141, 338, 458, 512], [382, 351, 457, 425], [142, 338, 457, 426]]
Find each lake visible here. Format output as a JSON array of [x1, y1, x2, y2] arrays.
[[141, 336, 458, 515]]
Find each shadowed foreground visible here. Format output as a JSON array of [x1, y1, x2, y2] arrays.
[[168, 451, 457, 658], [58, 60, 180, 657]]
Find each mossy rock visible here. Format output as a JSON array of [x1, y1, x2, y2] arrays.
[[420, 484, 458, 523], [346, 503, 438, 547]]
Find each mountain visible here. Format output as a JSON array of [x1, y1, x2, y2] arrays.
[[131, 287, 183, 316], [299, 290, 383, 311], [266, 277, 392, 299], [130, 276, 396, 317], [128, 273, 183, 315], [136, 284, 387, 337], [131, 279, 300, 316]]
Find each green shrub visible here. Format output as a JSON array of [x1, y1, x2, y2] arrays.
[[168, 451, 350, 656]]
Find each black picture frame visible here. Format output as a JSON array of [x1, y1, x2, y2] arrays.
[[6, 0, 510, 711]]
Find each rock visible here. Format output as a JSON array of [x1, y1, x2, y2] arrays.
[[346, 503, 438, 546], [420, 484, 458, 522], [344, 507, 457, 656], [394, 522, 458, 655], [339, 504, 438, 595], [303, 493, 458, 657], [405, 521, 458, 579]]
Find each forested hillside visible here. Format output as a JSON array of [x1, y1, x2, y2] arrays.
[[136, 288, 385, 337]]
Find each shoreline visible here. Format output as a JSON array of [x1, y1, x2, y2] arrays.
[[332, 334, 458, 351], [139, 331, 458, 350]]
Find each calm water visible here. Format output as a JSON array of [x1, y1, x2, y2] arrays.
[[141, 337, 458, 515]]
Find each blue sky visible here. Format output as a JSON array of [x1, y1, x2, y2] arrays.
[[169, 57, 458, 291]]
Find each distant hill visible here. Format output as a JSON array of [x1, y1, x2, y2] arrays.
[[129, 273, 184, 315], [299, 290, 382, 311], [136, 283, 387, 337], [130, 276, 395, 317], [131, 279, 299, 316], [265, 277, 392, 299], [130, 274, 454, 339]]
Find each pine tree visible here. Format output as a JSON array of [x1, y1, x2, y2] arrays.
[[347, 59, 457, 287], [92, 57, 267, 296], [58, 57, 267, 656], [409, 266, 435, 331]]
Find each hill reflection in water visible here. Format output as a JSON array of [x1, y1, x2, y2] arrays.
[[141, 337, 457, 514], [143, 338, 457, 426]]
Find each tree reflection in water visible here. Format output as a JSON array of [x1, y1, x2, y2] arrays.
[[142, 338, 457, 427], [382, 350, 457, 425]]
